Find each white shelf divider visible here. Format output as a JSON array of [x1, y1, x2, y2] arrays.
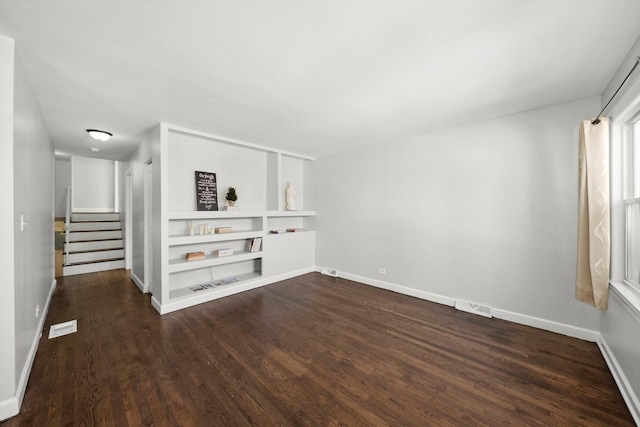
[[168, 230, 263, 246], [169, 250, 262, 273]]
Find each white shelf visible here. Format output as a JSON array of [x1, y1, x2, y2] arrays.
[[168, 210, 315, 219], [266, 210, 316, 217], [159, 123, 316, 314], [266, 230, 313, 236], [168, 251, 262, 273], [168, 211, 266, 220], [169, 272, 262, 300], [168, 230, 262, 246]]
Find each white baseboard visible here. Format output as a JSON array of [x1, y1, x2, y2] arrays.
[[323, 267, 599, 342], [151, 295, 162, 313], [0, 279, 56, 421], [0, 397, 18, 422], [598, 335, 640, 425], [17, 279, 56, 402], [492, 308, 600, 342], [130, 271, 147, 293], [337, 270, 456, 307]]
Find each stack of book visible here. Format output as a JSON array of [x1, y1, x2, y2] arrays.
[[286, 228, 303, 232], [246, 237, 262, 252], [214, 226, 233, 234], [185, 251, 206, 261], [216, 248, 233, 257]]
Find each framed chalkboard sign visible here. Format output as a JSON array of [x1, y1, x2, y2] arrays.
[[195, 171, 218, 211]]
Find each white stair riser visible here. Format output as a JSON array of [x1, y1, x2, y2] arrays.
[[71, 213, 120, 222], [68, 221, 121, 231], [66, 249, 124, 264], [68, 230, 122, 242], [63, 259, 125, 276], [65, 240, 123, 252]]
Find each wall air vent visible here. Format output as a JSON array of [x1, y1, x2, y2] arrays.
[[454, 299, 493, 318]]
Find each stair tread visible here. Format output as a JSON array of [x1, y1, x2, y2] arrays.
[[69, 228, 122, 233], [70, 220, 121, 223], [69, 237, 122, 239], [68, 248, 123, 254], [71, 211, 120, 215], [65, 257, 125, 266], [66, 238, 123, 242]]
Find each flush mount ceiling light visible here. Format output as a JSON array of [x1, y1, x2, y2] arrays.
[[86, 129, 112, 141]]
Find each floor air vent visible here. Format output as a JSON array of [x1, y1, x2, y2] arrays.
[[321, 268, 339, 277], [48, 320, 78, 339], [454, 299, 493, 318]]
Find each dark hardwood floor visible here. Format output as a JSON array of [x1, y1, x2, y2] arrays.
[[2, 270, 633, 426]]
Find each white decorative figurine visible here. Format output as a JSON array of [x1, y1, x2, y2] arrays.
[[285, 182, 297, 211]]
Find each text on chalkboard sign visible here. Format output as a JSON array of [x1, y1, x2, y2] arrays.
[[195, 171, 218, 211]]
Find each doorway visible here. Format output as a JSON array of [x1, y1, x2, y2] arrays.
[[143, 162, 153, 294], [125, 168, 132, 270]]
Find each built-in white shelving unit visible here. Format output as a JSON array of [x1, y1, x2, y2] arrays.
[[153, 123, 316, 314]]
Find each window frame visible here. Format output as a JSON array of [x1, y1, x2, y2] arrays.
[[623, 120, 640, 292], [608, 66, 640, 314]]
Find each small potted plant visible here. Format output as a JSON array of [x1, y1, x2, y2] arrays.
[[225, 187, 238, 207]]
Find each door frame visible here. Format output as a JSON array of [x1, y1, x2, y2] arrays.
[[143, 161, 153, 294]]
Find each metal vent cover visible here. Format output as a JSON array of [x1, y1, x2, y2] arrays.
[[454, 299, 493, 318], [48, 320, 78, 339], [320, 268, 339, 277]]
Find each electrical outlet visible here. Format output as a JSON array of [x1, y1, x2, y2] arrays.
[[378, 268, 386, 274], [35, 305, 40, 318]]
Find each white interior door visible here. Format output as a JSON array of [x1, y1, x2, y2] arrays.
[[125, 169, 132, 270], [144, 162, 153, 294]]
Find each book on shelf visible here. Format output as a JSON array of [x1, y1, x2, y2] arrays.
[[216, 248, 234, 257], [286, 228, 303, 232], [214, 276, 239, 286], [246, 237, 262, 252], [188, 276, 240, 293], [185, 251, 206, 261], [269, 229, 286, 234], [189, 282, 214, 292], [214, 227, 233, 233]]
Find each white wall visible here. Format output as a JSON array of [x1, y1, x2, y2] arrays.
[[0, 33, 17, 420], [600, 33, 640, 423], [54, 159, 71, 218], [0, 34, 55, 421], [167, 130, 267, 211], [313, 97, 602, 333], [600, 288, 640, 420], [119, 161, 131, 269], [126, 125, 160, 292], [282, 155, 304, 211], [71, 156, 115, 212]]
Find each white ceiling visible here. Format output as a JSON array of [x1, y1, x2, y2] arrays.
[[1, 1, 639, 160]]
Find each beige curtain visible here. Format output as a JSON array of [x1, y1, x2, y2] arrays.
[[576, 117, 610, 310]]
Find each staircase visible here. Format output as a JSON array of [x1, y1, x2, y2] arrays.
[[63, 212, 125, 276]]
